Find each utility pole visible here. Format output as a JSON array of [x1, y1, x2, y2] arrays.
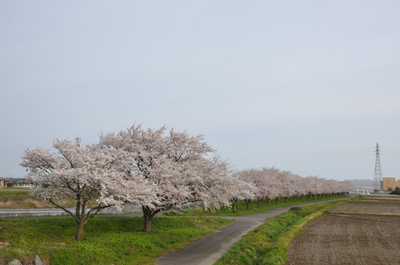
[[373, 143, 383, 192]]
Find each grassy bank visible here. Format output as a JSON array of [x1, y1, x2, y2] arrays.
[[0, 216, 234, 264], [0, 188, 97, 209], [0, 188, 51, 209], [164, 195, 349, 217], [215, 197, 358, 265], [0, 188, 31, 201], [0, 191, 350, 264]]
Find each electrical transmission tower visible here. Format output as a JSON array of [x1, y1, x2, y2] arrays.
[[373, 143, 383, 192], [75, 136, 81, 147]]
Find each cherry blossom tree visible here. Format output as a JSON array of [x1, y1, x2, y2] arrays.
[[260, 167, 281, 205], [290, 173, 307, 202], [325, 179, 337, 197], [224, 175, 256, 212], [304, 176, 322, 199], [234, 169, 261, 209], [99, 124, 230, 232], [274, 169, 297, 203], [339, 181, 354, 194], [235, 166, 353, 206], [247, 169, 270, 207], [319, 178, 331, 198], [20, 139, 152, 240]]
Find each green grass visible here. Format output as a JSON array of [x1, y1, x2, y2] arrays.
[[0, 216, 234, 264], [0, 188, 99, 209], [0, 191, 350, 264], [0, 188, 31, 202], [215, 197, 360, 265], [163, 195, 349, 217], [0, 188, 54, 209]]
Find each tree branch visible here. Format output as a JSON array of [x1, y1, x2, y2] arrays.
[[49, 199, 79, 223], [83, 204, 109, 225]]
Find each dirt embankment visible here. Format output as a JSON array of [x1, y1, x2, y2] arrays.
[[286, 196, 400, 265]]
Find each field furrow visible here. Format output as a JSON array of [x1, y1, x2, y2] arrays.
[[287, 196, 400, 265]]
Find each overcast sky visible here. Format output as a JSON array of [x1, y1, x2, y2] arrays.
[[1, 1, 400, 181]]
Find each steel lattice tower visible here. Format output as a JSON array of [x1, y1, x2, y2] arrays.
[[75, 136, 81, 147], [373, 143, 383, 192]]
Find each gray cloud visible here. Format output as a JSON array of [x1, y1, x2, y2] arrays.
[[1, 1, 400, 180]]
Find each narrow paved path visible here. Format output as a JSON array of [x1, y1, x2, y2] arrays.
[[157, 198, 350, 265]]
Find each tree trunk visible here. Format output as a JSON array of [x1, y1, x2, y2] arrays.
[[276, 198, 279, 204], [245, 199, 251, 210], [285, 197, 289, 203], [258, 200, 262, 207], [142, 206, 160, 232], [301, 195, 303, 201], [232, 202, 237, 212], [75, 222, 85, 241], [74, 196, 86, 241], [144, 214, 152, 232], [267, 197, 271, 205], [293, 196, 296, 202], [312, 194, 315, 200]]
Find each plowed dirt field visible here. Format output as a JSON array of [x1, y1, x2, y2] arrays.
[[286, 196, 400, 265]]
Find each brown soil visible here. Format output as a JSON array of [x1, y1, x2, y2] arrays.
[[0, 200, 53, 209], [328, 201, 400, 215], [286, 197, 400, 265]]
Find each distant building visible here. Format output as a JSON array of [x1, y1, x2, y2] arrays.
[[12, 179, 35, 188], [0, 178, 35, 188], [381, 177, 400, 191], [347, 179, 374, 190]]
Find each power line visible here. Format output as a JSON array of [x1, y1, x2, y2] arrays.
[[227, 148, 373, 165]]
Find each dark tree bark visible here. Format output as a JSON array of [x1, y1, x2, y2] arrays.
[[232, 201, 237, 212], [142, 206, 161, 232], [75, 222, 85, 241], [245, 199, 251, 210]]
